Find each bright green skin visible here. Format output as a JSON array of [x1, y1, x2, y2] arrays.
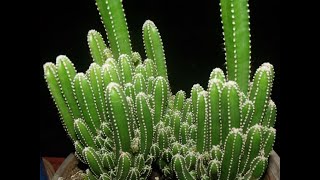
[[118, 54, 134, 85], [74, 119, 97, 149], [133, 73, 146, 94], [172, 154, 196, 180], [44, 63, 77, 141], [146, 76, 155, 95], [152, 76, 168, 125], [239, 125, 262, 175], [83, 147, 105, 177], [191, 84, 204, 118], [196, 91, 208, 153], [56, 56, 82, 120], [208, 79, 223, 147], [74, 73, 101, 135], [245, 156, 268, 180], [241, 100, 254, 133], [262, 100, 277, 128], [87, 30, 108, 65], [136, 92, 153, 158], [144, 58, 157, 78], [220, 129, 243, 180], [249, 64, 274, 126], [124, 83, 135, 100], [221, 81, 241, 146], [102, 63, 121, 87], [116, 152, 131, 180], [261, 127, 276, 157], [87, 63, 108, 124], [209, 68, 226, 83], [220, 0, 250, 93], [95, 0, 132, 59], [143, 20, 168, 82], [105, 83, 131, 157], [180, 122, 189, 144], [126, 96, 137, 138], [174, 90, 186, 112], [74, 140, 86, 163], [182, 99, 192, 122], [156, 127, 170, 150], [131, 52, 142, 66], [172, 111, 182, 141]]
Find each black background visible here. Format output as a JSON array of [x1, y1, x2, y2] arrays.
[[40, 0, 280, 157]]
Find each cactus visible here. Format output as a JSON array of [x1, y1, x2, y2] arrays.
[[43, 0, 278, 179], [220, 0, 251, 93]]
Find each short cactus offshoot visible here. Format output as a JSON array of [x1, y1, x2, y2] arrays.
[[43, 0, 278, 179]]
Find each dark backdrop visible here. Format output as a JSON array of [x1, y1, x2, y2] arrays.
[[40, 0, 280, 157]]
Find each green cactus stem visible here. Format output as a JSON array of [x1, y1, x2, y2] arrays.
[[172, 111, 182, 140], [239, 124, 262, 174], [124, 83, 135, 100], [100, 122, 113, 138], [241, 99, 254, 133], [74, 140, 86, 163], [74, 118, 97, 149], [174, 90, 186, 112], [87, 30, 108, 65], [131, 52, 142, 66], [219, 0, 251, 93], [105, 82, 131, 157], [115, 152, 132, 179], [133, 73, 146, 94], [208, 159, 220, 180], [83, 147, 106, 177], [172, 154, 196, 180], [87, 63, 108, 124], [144, 58, 157, 78], [220, 128, 243, 180], [209, 68, 226, 83], [262, 100, 277, 128], [182, 98, 193, 121], [195, 91, 209, 153], [261, 127, 276, 157], [74, 73, 102, 135], [56, 56, 81, 119], [102, 152, 115, 170], [249, 63, 274, 126], [244, 155, 268, 180], [221, 81, 241, 145], [127, 167, 140, 180], [136, 92, 153, 158], [210, 145, 222, 161], [143, 20, 168, 82], [146, 76, 155, 95], [191, 84, 204, 118], [208, 79, 223, 147], [118, 54, 134, 84], [95, 0, 132, 59], [43, 62, 77, 141], [102, 63, 121, 87], [152, 76, 169, 125], [180, 122, 190, 144], [156, 127, 170, 150]]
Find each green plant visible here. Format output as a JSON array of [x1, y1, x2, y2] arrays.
[[43, 0, 278, 179]]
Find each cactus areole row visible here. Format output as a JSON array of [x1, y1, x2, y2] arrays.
[[43, 0, 277, 179]]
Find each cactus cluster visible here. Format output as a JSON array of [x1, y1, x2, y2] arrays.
[[43, 0, 277, 179]]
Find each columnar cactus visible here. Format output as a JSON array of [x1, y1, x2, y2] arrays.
[[43, 0, 278, 179]]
